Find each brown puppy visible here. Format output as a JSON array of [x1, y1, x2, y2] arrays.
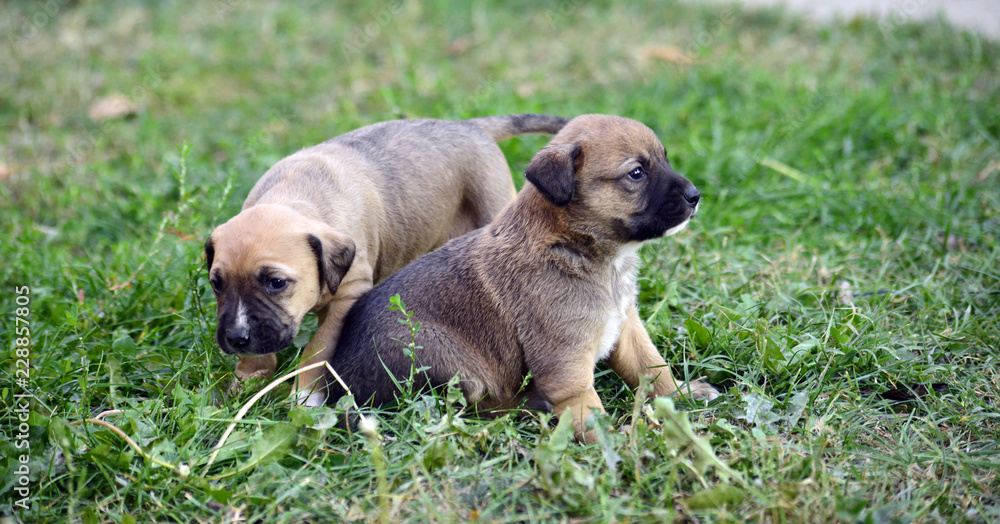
[[205, 115, 568, 405], [326, 114, 719, 442]]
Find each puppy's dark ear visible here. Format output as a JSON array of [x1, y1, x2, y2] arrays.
[[525, 143, 582, 207], [307, 230, 356, 296], [205, 237, 215, 271]]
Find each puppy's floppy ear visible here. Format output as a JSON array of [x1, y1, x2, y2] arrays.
[[204, 237, 215, 271], [306, 229, 356, 296], [525, 143, 582, 207]]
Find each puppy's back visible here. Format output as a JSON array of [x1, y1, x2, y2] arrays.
[[325, 231, 524, 408]]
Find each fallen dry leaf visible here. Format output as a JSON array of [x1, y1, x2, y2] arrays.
[[639, 44, 694, 65], [447, 36, 473, 56], [87, 94, 138, 121]]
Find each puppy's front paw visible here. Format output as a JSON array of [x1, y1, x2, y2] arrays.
[[234, 354, 277, 381], [291, 389, 327, 407], [677, 379, 720, 402], [240, 369, 274, 380]]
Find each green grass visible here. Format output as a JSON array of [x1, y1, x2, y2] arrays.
[[2, 0, 999, 521]]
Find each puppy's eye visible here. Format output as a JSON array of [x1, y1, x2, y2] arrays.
[[210, 279, 222, 293], [627, 167, 646, 181], [267, 278, 287, 292]]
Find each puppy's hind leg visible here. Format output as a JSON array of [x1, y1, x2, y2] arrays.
[[532, 352, 605, 444], [607, 306, 719, 401]]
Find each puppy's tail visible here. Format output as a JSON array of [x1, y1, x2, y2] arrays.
[[467, 114, 569, 142]]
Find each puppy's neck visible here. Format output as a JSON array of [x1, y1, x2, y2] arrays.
[[491, 188, 635, 270]]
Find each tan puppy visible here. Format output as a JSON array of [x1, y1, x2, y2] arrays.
[[326, 114, 719, 442], [205, 115, 568, 405]]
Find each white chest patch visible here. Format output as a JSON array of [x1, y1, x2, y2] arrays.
[[595, 310, 626, 362], [595, 243, 642, 362]]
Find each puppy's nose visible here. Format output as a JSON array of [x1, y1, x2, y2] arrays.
[[683, 187, 700, 207], [226, 327, 250, 349]]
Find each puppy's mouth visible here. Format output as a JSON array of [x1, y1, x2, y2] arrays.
[[626, 198, 697, 240], [664, 202, 698, 236], [664, 218, 691, 237], [233, 351, 268, 358]]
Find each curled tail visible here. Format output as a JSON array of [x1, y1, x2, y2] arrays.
[[467, 114, 569, 142]]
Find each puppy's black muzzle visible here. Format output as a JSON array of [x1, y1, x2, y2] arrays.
[[215, 295, 294, 356]]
